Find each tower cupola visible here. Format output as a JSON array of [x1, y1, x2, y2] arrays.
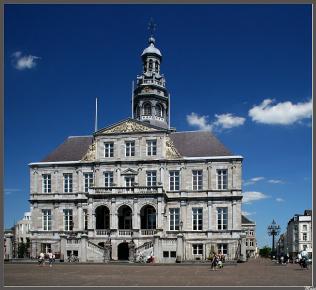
[[132, 21, 170, 129]]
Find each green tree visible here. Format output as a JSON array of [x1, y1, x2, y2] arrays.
[[259, 246, 272, 258]]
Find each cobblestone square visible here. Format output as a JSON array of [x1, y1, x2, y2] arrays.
[[4, 258, 312, 287]]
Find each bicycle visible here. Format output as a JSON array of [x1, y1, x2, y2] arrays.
[[67, 254, 79, 263]]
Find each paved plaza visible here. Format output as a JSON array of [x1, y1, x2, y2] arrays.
[[4, 258, 312, 287]]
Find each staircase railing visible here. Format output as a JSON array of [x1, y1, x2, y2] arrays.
[[135, 240, 153, 254], [88, 241, 105, 256]]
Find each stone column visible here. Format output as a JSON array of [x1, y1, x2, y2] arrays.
[[207, 164, 212, 190], [4, 234, 13, 260], [207, 200, 213, 231], [60, 234, 67, 261], [78, 206, 83, 231], [231, 201, 236, 230], [133, 198, 139, 230], [88, 202, 94, 237], [240, 234, 247, 262], [128, 240, 135, 262], [180, 200, 187, 231], [111, 198, 117, 230], [157, 197, 162, 229], [176, 234, 184, 262], [153, 235, 160, 263], [80, 234, 88, 262]]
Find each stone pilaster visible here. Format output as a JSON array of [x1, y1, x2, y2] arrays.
[[80, 234, 88, 262], [176, 234, 184, 262]]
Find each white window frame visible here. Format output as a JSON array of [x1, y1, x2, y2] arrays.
[[216, 169, 228, 190], [169, 170, 180, 191], [42, 209, 52, 231], [104, 142, 114, 157], [217, 207, 228, 230], [63, 173, 73, 193], [104, 172, 114, 187], [84, 172, 93, 193], [169, 208, 180, 231], [146, 170, 157, 187], [125, 176, 135, 188], [125, 141, 135, 157], [217, 243, 228, 255], [192, 244, 203, 255], [42, 174, 51, 193], [63, 209, 73, 231], [192, 208, 203, 231], [147, 140, 157, 156], [303, 232, 307, 241], [192, 170, 203, 190]]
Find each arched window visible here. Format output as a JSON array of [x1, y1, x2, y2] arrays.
[[143, 103, 152, 116], [140, 205, 156, 229], [155, 104, 163, 118], [135, 106, 140, 118], [143, 64, 147, 73], [155, 61, 159, 73], [118, 205, 132, 229], [148, 59, 153, 70], [95, 206, 110, 229]]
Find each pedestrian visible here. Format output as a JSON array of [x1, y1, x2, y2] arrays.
[[48, 250, 54, 267], [38, 252, 45, 266], [211, 252, 217, 271]]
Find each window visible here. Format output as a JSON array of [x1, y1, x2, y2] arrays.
[[125, 177, 135, 191], [146, 171, 157, 187], [155, 104, 163, 117], [217, 169, 228, 190], [217, 244, 228, 255], [303, 233, 307, 241], [42, 209, 52, 231], [83, 209, 88, 230], [41, 243, 51, 254], [104, 172, 114, 187], [42, 174, 51, 193], [303, 225, 307, 231], [169, 171, 180, 191], [170, 251, 177, 258], [192, 244, 203, 255], [249, 230, 254, 236], [217, 207, 228, 230], [249, 240, 254, 247], [163, 251, 169, 258], [148, 59, 153, 70], [147, 140, 157, 156], [144, 103, 152, 116], [192, 208, 203, 231], [64, 209, 73, 231], [125, 141, 135, 157], [63, 173, 73, 193], [246, 239, 249, 247], [104, 142, 114, 157], [84, 173, 93, 193], [169, 208, 180, 231], [192, 170, 203, 190]]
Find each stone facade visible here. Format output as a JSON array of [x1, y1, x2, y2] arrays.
[[241, 215, 257, 258], [28, 34, 247, 263]]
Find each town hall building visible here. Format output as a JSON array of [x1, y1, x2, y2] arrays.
[[28, 32, 247, 263]]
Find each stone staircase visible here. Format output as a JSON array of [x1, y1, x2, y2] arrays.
[[135, 241, 153, 262], [87, 240, 105, 262]]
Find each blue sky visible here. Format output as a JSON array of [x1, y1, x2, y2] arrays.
[[4, 4, 312, 248]]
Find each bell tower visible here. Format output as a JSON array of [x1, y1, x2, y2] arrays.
[[133, 20, 170, 129]]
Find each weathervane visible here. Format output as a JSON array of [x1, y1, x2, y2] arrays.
[[148, 17, 157, 38]]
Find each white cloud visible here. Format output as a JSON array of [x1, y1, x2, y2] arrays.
[[242, 211, 256, 216], [243, 191, 269, 204], [186, 112, 245, 131], [186, 113, 213, 131], [11, 51, 40, 70], [268, 179, 284, 184], [276, 198, 285, 202], [213, 113, 246, 129], [4, 188, 21, 195], [248, 98, 312, 125], [244, 176, 265, 186]]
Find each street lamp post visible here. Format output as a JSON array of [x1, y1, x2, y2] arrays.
[[267, 219, 280, 260]]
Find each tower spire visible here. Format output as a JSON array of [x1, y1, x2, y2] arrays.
[[148, 17, 157, 38]]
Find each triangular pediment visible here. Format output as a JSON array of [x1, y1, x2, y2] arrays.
[[121, 168, 138, 175], [95, 118, 167, 135]]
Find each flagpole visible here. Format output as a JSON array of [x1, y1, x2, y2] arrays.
[[95, 97, 98, 132]]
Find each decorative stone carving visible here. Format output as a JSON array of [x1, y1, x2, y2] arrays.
[[100, 120, 155, 134], [81, 142, 96, 161], [165, 138, 182, 159]]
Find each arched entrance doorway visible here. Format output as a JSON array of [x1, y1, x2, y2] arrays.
[[118, 205, 132, 229], [140, 205, 156, 229], [95, 205, 110, 229], [117, 242, 129, 260]]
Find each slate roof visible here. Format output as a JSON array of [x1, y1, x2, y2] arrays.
[[170, 131, 232, 157], [241, 215, 255, 224], [37, 128, 234, 163], [40, 136, 93, 162]]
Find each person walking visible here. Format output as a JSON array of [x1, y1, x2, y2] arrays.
[[210, 252, 217, 271], [38, 252, 45, 266], [48, 250, 54, 267]]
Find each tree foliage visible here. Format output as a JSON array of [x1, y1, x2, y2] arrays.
[[259, 246, 272, 257]]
